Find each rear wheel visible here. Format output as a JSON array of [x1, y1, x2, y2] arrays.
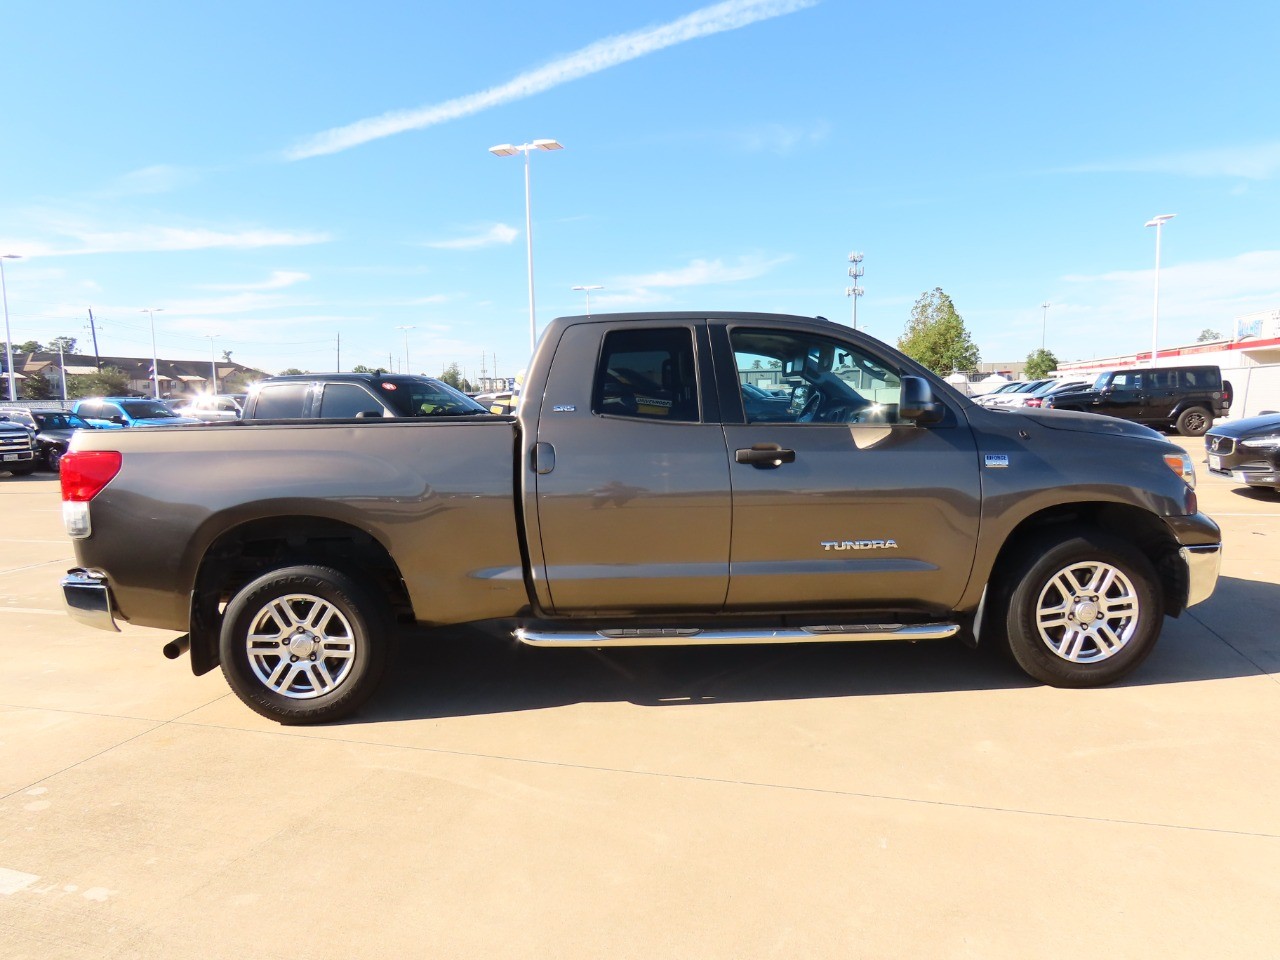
[[1004, 532, 1163, 687], [219, 565, 392, 724], [1175, 406, 1211, 436], [45, 448, 64, 473]]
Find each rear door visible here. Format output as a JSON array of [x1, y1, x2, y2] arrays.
[[715, 323, 981, 612], [531, 320, 732, 614]]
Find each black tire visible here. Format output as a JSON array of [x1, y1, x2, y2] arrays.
[[219, 565, 392, 724], [45, 448, 64, 473], [8, 463, 35, 476], [1175, 406, 1211, 437], [1004, 532, 1163, 687]]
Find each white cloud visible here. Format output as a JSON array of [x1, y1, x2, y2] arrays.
[[424, 224, 519, 250], [100, 164, 195, 197], [285, 0, 820, 160], [614, 254, 791, 288], [199, 271, 311, 291], [1064, 142, 1280, 180], [6, 223, 331, 258], [728, 120, 831, 155]]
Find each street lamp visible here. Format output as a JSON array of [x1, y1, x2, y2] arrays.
[[1041, 302, 1050, 351], [141, 309, 163, 398], [489, 139, 564, 354], [1145, 214, 1175, 368], [206, 335, 219, 394], [845, 252, 864, 330], [572, 284, 603, 315], [1, 254, 20, 402], [396, 325, 415, 373]]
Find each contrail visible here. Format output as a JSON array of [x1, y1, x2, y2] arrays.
[[285, 0, 819, 160]]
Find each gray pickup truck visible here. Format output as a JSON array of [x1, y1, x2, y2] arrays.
[[60, 312, 1222, 723]]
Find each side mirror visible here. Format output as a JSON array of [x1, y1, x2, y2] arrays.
[[354, 410, 385, 419], [899, 376, 943, 424], [110, 415, 126, 425]]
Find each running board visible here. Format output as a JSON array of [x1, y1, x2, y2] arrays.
[[514, 623, 959, 648]]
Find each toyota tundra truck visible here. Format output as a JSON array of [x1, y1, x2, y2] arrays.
[[59, 312, 1222, 723]]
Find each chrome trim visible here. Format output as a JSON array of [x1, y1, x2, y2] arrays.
[[1180, 545, 1222, 608], [515, 623, 959, 648], [61, 568, 120, 633]]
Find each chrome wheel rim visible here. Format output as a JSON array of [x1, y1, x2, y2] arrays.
[[245, 594, 356, 699], [1184, 412, 1207, 432], [1034, 561, 1139, 663]]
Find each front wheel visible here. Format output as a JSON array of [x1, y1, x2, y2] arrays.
[[1004, 533, 1163, 687], [45, 448, 64, 473], [219, 565, 392, 724], [1175, 406, 1211, 436]]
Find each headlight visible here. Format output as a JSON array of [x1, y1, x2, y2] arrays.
[[1163, 450, 1196, 488], [1240, 433, 1280, 450]]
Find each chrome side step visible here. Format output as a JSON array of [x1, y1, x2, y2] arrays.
[[514, 623, 959, 648]]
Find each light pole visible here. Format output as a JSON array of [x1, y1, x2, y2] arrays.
[[1040, 302, 1050, 351], [141, 308, 163, 398], [845, 251, 864, 330], [572, 284, 603, 315], [396, 325, 415, 373], [1, 254, 20, 402], [489, 139, 564, 354], [1145, 214, 1175, 368], [206, 335, 219, 394]]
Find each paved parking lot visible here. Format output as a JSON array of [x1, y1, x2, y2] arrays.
[[2, 436, 1278, 959]]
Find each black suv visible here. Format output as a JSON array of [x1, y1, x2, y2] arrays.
[[243, 373, 490, 420], [1044, 365, 1229, 436], [0, 417, 36, 475]]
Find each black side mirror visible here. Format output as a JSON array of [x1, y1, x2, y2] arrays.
[[899, 376, 943, 424]]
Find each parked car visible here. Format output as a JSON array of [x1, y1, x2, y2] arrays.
[[60, 310, 1219, 724], [976, 380, 1046, 407], [0, 408, 96, 472], [1015, 379, 1090, 409], [72, 397, 204, 429], [474, 391, 516, 415], [174, 394, 247, 422], [739, 381, 793, 421], [242, 374, 489, 420], [0, 417, 36, 475], [1044, 365, 1231, 436], [1204, 413, 1280, 493]]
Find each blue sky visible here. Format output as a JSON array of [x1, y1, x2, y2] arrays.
[[2, 0, 1278, 381]]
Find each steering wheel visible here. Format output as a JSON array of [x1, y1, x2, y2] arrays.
[[797, 390, 823, 423]]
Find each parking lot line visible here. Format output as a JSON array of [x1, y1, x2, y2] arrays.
[[0, 606, 63, 616]]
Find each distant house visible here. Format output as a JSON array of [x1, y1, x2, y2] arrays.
[[10, 351, 266, 398]]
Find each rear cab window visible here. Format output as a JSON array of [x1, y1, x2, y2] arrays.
[[592, 328, 700, 421], [252, 383, 311, 418]]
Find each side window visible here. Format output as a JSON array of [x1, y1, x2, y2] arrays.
[[729, 328, 904, 425], [78, 401, 101, 419], [103, 403, 125, 421], [319, 383, 383, 419], [592, 328, 699, 422], [253, 384, 310, 419]]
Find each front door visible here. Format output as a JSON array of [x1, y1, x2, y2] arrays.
[[717, 324, 981, 613], [532, 321, 732, 615]]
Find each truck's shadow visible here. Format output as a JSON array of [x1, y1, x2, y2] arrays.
[[359, 575, 1277, 723]]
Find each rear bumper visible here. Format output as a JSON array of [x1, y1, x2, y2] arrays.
[[62, 568, 120, 632], [1180, 545, 1222, 608]]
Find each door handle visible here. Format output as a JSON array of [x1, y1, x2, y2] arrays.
[[735, 444, 796, 468], [533, 442, 556, 475]]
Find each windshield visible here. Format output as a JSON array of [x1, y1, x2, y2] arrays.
[[1092, 373, 1111, 390], [120, 400, 178, 419], [375, 377, 489, 417], [33, 412, 90, 429]]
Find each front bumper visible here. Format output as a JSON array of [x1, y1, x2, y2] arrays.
[[62, 568, 120, 632], [1179, 545, 1222, 608]]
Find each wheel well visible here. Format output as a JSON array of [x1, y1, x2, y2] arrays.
[[188, 517, 413, 675], [978, 502, 1187, 646]]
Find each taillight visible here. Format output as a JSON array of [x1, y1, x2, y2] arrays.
[[61, 450, 122, 502], [61, 451, 121, 539], [1025, 398, 1043, 407]]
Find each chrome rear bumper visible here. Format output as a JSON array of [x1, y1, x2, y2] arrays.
[[62, 568, 120, 632], [1180, 544, 1222, 608]]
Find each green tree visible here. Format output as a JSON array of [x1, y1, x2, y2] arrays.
[[278, 367, 308, 376], [351, 364, 384, 374], [438, 362, 465, 390], [17, 339, 43, 354], [20, 370, 57, 400], [1196, 328, 1222, 343], [49, 335, 78, 354], [1024, 348, 1060, 380], [66, 367, 130, 399], [897, 288, 980, 374]]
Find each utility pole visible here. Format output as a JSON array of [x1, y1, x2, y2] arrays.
[[87, 308, 102, 370], [336, 332, 341, 372], [845, 252, 865, 330], [1041, 302, 1050, 351]]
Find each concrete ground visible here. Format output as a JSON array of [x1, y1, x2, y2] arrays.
[[1, 435, 1278, 959]]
